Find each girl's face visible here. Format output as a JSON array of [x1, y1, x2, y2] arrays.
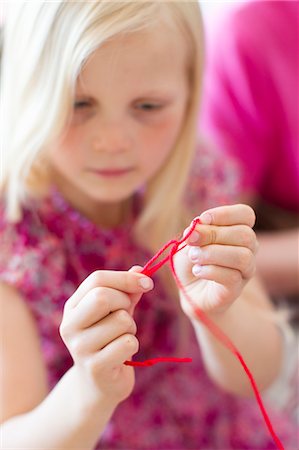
[[48, 25, 189, 225]]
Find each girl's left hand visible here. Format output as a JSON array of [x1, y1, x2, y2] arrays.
[[174, 204, 258, 317]]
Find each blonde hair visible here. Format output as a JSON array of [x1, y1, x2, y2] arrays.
[[0, 0, 204, 252]]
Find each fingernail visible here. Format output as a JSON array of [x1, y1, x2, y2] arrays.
[[200, 212, 212, 224], [189, 230, 199, 243], [189, 246, 201, 262], [138, 277, 154, 290], [129, 265, 143, 273], [192, 264, 202, 276]]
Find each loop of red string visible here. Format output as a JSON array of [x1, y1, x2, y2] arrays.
[[124, 218, 284, 450]]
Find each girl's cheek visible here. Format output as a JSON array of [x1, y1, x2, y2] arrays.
[[59, 115, 91, 149], [146, 113, 184, 147], [69, 110, 95, 127]]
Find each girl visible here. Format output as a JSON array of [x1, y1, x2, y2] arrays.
[[0, 1, 295, 449]]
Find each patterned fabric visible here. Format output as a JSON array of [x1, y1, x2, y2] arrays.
[[0, 146, 296, 449]]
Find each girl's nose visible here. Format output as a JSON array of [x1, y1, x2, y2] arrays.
[[91, 121, 132, 154]]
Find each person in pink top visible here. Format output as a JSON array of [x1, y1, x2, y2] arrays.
[[201, 1, 299, 307], [0, 1, 296, 449]]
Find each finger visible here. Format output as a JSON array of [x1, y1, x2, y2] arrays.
[[185, 224, 257, 253], [67, 270, 154, 309], [198, 204, 256, 227], [129, 266, 144, 273], [90, 333, 139, 371], [188, 244, 256, 279], [70, 310, 137, 357], [128, 266, 147, 315], [70, 287, 132, 329], [183, 266, 244, 311]]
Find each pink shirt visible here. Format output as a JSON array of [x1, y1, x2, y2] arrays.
[[201, 1, 299, 212], [0, 145, 296, 448]]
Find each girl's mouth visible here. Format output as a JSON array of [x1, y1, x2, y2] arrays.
[[90, 167, 134, 177]]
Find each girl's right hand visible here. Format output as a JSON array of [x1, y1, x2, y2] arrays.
[[59, 269, 154, 406]]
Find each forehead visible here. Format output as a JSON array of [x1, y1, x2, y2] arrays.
[[77, 25, 188, 93]]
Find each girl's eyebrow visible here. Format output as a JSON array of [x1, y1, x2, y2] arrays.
[[73, 92, 176, 104], [135, 89, 175, 97]]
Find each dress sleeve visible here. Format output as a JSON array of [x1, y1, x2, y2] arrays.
[[0, 204, 66, 303], [264, 321, 298, 421]]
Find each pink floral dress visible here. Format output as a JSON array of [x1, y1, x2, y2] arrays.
[[0, 146, 296, 449]]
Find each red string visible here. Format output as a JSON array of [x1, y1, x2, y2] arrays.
[[124, 357, 192, 367], [124, 218, 284, 450]]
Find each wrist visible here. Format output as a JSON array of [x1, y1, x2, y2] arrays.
[[68, 366, 119, 424], [188, 296, 242, 331], [180, 291, 238, 325]]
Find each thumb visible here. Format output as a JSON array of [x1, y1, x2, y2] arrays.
[[128, 265, 153, 315]]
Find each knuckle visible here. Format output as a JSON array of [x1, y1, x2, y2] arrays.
[[200, 248, 209, 264], [230, 269, 242, 285], [209, 227, 218, 245], [91, 286, 105, 298], [59, 323, 66, 340], [245, 205, 256, 227], [59, 319, 73, 341], [85, 355, 104, 377], [116, 309, 133, 329], [62, 297, 72, 313], [240, 226, 256, 249], [91, 287, 109, 311], [69, 337, 85, 357], [89, 270, 104, 287], [239, 247, 253, 270]]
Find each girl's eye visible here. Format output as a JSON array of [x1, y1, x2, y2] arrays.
[[74, 100, 92, 109], [136, 103, 162, 111]]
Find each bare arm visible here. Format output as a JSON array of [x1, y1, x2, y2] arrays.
[[191, 277, 283, 396], [1, 367, 117, 449]]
